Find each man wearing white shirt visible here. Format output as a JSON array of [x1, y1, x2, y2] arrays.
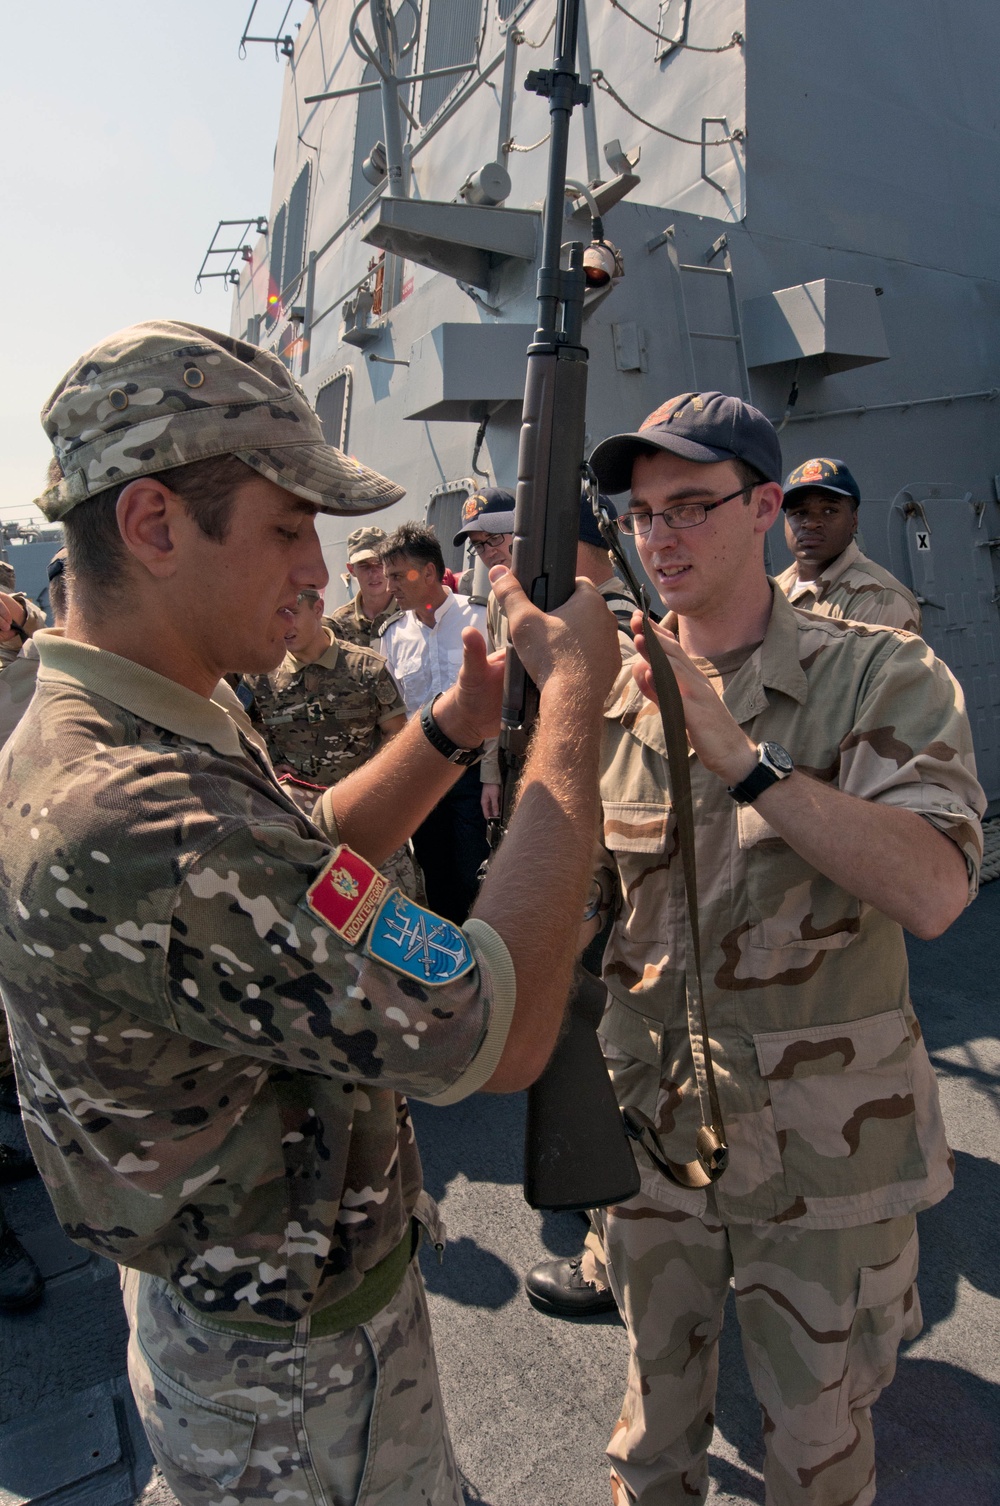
[[379, 522, 490, 922]]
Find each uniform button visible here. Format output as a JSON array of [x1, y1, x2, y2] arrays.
[[108, 389, 129, 410], [183, 367, 205, 388]]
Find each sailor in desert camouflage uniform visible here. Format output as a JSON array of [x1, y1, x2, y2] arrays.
[[775, 457, 921, 631], [0, 321, 618, 1506], [327, 525, 401, 649], [244, 584, 420, 896], [526, 393, 984, 1506]]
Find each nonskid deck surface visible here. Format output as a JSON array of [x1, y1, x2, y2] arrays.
[[1, 882, 998, 1506]]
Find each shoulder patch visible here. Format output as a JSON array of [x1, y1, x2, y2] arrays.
[[305, 845, 389, 945], [364, 890, 475, 986]]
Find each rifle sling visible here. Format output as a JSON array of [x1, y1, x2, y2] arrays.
[[624, 606, 728, 1188], [596, 507, 728, 1188]]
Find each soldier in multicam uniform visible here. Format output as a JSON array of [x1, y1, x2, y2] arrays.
[[775, 457, 922, 631], [0, 320, 619, 1506], [245, 585, 406, 783], [0, 550, 67, 1312], [526, 392, 985, 1506], [327, 525, 401, 649], [244, 584, 419, 896]]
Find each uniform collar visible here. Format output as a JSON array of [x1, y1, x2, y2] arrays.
[[34, 629, 257, 757], [290, 627, 340, 672], [604, 582, 809, 745], [799, 538, 861, 597]]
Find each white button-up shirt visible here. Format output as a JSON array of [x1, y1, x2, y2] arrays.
[[380, 589, 487, 718]]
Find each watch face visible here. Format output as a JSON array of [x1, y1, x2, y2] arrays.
[[760, 741, 794, 775]]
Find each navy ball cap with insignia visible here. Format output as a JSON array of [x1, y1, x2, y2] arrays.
[[782, 457, 861, 506], [453, 486, 515, 545]]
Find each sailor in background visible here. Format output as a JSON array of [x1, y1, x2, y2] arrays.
[[379, 520, 490, 923], [775, 457, 922, 631], [326, 524, 401, 649]]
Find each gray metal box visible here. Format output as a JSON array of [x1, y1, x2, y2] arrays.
[[404, 323, 535, 421], [741, 278, 889, 372]]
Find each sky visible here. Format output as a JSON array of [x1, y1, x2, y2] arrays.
[[0, 0, 296, 525]]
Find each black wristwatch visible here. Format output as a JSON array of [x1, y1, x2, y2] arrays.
[[728, 741, 794, 804], [419, 695, 486, 767]]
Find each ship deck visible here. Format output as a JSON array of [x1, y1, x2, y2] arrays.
[[1, 882, 997, 1506]]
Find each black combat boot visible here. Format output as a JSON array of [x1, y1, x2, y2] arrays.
[[0, 1207, 44, 1313], [0, 1142, 36, 1185], [524, 1255, 620, 1318]]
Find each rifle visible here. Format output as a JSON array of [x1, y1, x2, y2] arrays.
[[497, 0, 640, 1212]]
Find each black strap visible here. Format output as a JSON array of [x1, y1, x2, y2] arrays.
[[590, 484, 728, 1188], [4, 596, 28, 644]]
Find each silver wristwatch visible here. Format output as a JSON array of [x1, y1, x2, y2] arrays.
[[727, 741, 794, 804]]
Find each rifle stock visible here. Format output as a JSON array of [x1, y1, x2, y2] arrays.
[[498, 0, 640, 1213]]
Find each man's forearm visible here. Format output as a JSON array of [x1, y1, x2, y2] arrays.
[[754, 771, 969, 939], [325, 711, 466, 863], [472, 679, 604, 1092]]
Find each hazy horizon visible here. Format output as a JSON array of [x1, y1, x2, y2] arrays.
[[1, 0, 295, 525]]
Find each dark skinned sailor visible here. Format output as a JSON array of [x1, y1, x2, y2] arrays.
[[775, 457, 921, 631]]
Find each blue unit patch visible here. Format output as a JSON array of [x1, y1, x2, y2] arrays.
[[365, 890, 475, 986]]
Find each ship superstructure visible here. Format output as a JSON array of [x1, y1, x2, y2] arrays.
[[224, 0, 1000, 804]]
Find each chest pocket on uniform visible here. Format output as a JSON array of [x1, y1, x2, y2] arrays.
[[603, 801, 674, 855], [602, 801, 676, 948], [738, 804, 861, 952]]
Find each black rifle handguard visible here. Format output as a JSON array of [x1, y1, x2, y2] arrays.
[[498, 0, 640, 1213]]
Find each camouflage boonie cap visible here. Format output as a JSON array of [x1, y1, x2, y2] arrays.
[[0, 560, 15, 591], [346, 525, 387, 564], [36, 321, 405, 522]]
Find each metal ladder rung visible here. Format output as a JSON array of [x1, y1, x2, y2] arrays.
[[678, 263, 732, 276], [689, 330, 740, 342]]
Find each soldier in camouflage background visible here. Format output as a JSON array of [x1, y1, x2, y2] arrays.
[[0, 545, 72, 1313], [245, 585, 405, 782], [775, 458, 922, 631], [244, 584, 420, 897], [327, 525, 401, 648], [526, 393, 984, 1506], [0, 320, 619, 1505]]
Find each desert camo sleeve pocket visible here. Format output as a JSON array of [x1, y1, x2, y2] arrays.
[[754, 1009, 926, 1199]]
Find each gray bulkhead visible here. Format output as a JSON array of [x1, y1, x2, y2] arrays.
[[230, 0, 1000, 804]]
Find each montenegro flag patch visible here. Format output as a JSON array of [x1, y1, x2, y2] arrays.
[[305, 846, 389, 945]]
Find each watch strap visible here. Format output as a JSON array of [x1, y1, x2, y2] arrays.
[[419, 695, 485, 766], [728, 759, 783, 805]]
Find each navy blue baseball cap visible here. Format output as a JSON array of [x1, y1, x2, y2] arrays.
[[589, 392, 783, 493], [579, 492, 617, 548], [782, 457, 861, 506], [453, 486, 515, 545]]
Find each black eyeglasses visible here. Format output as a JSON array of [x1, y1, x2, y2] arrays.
[[469, 535, 512, 557], [617, 485, 751, 536]]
